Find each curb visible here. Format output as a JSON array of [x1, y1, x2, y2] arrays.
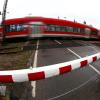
[[0, 53, 100, 83]]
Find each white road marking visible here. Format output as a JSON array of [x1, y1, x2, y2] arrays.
[[67, 48, 81, 58], [89, 64, 100, 75], [48, 40, 100, 100], [32, 40, 39, 67], [74, 40, 100, 52], [54, 40, 62, 44], [55, 40, 100, 75], [31, 40, 39, 98], [67, 48, 100, 75], [90, 46, 100, 52], [47, 75, 97, 100], [31, 81, 36, 98]]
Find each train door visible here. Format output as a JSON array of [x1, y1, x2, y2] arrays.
[[85, 28, 91, 38], [29, 22, 43, 38]]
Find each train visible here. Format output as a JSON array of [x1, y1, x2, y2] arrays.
[[0, 16, 100, 40]]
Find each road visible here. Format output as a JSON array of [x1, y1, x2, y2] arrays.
[[20, 38, 100, 100]]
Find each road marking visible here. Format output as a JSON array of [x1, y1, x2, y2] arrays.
[[31, 81, 36, 98], [47, 75, 97, 100], [32, 39, 39, 67], [89, 64, 100, 75], [90, 46, 99, 52], [31, 39, 39, 98], [48, 39, 100, 100], [67, 48, 81, 58], [74, 40, 100, 52], [67, 48, 100, 75], [55, 40, 100, 75], [54, 40, 62, 44]]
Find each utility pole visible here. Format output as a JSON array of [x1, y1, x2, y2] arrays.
[[1, 0, 8, 43]]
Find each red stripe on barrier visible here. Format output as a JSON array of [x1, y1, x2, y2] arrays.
[[0, 75, 13, 83], [80, 60, 88, 67], [93, 56, 97, 62], [59, 65, 72, 74], [28, 72, 45, 81]]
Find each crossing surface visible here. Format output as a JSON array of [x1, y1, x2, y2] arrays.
[[6, 38, 100, 100], [26, 39, 100, 100]]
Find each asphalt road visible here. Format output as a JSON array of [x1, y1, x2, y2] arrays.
[[20, 38, 100, 100]]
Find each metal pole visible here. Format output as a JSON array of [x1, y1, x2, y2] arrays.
[[1, 0, 8, 43]]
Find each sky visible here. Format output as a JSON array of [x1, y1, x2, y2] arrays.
[[0, 0, 100, 29]]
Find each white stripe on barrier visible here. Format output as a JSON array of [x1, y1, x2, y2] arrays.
[[71, 60, 80, 70], [45, 68, 60, 78], [0, 53, 99, 83], [97, 53, 100, 59], [87, 56, 93, 64], [12, 73, 29, 82]]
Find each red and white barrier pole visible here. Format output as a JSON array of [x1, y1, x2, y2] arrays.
[[0, 53, 100, 83]]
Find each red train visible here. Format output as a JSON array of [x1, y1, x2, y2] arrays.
[[0, 16, 100, 39]]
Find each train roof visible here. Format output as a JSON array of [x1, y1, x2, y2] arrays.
[[4, 16, 98, 31]]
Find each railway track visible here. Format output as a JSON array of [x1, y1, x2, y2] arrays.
[[0, 40, 32, 54]]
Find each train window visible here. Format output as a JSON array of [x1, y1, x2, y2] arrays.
[[59, 26, 65, 32], [17, 24, 24, 31], [67, 27, 73, 32], [23, 24, 29, 30], [5, 24, 24, 32], [65, 26, 68, 32], [78, 28, 81, 33], [5, 25, 10, 32], [46, 25, 68, 32], [80, 28, 85, 33], [73, 27, 79, 33], [46, 25, 55, 31], [52, 25, 56, 31], [9, 25, 16, 31], [55, 25, 61, 31], [46, 25, 83, 33], [64, 26, 68, 32], [73, 27, 76, 32]]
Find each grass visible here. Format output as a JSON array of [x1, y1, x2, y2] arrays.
[[0, 42, 33, 70]]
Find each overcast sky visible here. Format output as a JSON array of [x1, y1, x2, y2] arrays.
[[0, 0, 100, 28]]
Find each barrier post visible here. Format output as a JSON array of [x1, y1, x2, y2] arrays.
[[0, 85, 10, 100]]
